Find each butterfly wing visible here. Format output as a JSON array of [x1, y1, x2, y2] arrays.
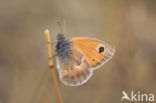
[[56, 46, 93, 86], [72, 37, 115, 69]]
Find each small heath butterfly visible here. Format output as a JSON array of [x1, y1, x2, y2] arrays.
[[55, 33, 115, 86]]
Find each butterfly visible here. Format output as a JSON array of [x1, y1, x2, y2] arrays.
[[55, 33, 115, 86]]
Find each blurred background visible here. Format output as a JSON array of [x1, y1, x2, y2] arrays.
[[0, 0, 156, 103]]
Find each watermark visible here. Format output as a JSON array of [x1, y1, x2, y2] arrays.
[[121, 91, 154, 102]]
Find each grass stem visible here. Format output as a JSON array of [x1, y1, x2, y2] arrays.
[[44, 29, 62, 103]]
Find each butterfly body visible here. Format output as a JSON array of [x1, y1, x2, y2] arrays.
[[55, 33, 115, 86], [56, 33, 72, 63]]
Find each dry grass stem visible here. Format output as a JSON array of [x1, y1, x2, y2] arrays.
[[44, 29, 62, 103]]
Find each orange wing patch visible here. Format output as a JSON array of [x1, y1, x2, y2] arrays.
[[72, 38, 115, 69]]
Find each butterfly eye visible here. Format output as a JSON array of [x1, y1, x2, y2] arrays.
[[99, 46, 105, 53]]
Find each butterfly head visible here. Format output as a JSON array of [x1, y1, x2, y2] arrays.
[[56, 33, 72, 61], [56, 33, 66, 41]]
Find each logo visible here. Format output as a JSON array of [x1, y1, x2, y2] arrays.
[[121, 91, 154, 102]]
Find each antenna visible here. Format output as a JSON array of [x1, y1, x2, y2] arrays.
[[63, 19, 66, 33], [56, 20, 65, 33]]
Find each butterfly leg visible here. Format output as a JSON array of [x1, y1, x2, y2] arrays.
[[52, 53, 58, 58]]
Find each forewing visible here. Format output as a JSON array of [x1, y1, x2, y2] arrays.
[[72, 37, 115, 70]]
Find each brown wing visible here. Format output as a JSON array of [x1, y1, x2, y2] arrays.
[[56, 46, 93, 86], [72, 37, 115, 69]]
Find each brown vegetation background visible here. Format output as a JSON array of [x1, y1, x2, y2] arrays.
[[0, 0, 156, 103]]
